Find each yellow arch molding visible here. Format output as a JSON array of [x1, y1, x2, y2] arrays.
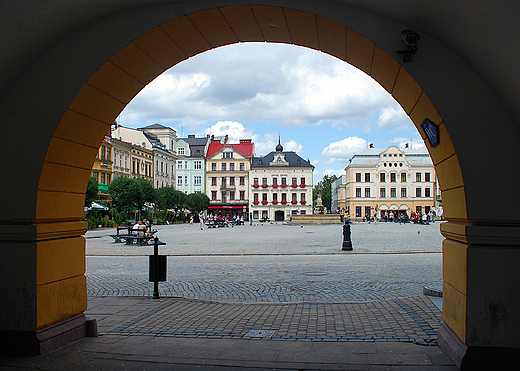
[[35, 5, 467, 340]]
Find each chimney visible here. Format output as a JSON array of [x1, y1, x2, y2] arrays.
[[225, 135, 229, 143], [369, 143, 374, 148], [405, 143, 409, 148], [188, 134, 195, 138]]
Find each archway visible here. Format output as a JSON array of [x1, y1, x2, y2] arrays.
[[1, 3, 519, 368], [38, 3, 465, 352]]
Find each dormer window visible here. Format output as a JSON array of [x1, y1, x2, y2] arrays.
[[277, 157, 282, 163]]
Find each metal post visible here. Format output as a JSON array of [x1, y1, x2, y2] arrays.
[[342, 221, 353, 251], [153, 237, 159, 299]]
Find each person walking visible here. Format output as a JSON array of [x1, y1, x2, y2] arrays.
[[199, 212, 204, 230]]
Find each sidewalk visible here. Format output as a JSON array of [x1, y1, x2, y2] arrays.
[[0, 295, 457, 370]]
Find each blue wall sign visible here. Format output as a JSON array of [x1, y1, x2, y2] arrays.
[[421, 119, 440, 147]]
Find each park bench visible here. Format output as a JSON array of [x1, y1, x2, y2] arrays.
[[110, 227, 157, 244]]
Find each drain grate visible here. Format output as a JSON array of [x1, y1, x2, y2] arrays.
[[302, 272, 329, 276], [245, 329, 275, 338]]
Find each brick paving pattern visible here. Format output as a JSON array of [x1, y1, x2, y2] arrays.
[[85, 222, 446, 350], [87, 295, 442, 344]]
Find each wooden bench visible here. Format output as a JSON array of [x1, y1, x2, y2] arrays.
[[110, 228, 157, 243]]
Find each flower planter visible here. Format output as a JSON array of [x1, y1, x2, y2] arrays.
[[281, 184, 288, 188], [291, 200, 298, 204], [299, 184, 306, 188], [281, 200, 287, 205], [261, 184, 268, 188], [272, 184, 278, 188], [261, 200, 268, 205], [300, 201, 306, 205], [272, 200, 278, 204], [291, 184, 298, 188], [253, 184, 259, 188]]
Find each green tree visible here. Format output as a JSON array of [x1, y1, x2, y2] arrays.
[[155, 186, 188, 218], [130, 177, 156, 213], [109, 176, 133, 211], [186, 192, 210, 213], [109, 177, 155, 213], [84, 176, 98, 207]]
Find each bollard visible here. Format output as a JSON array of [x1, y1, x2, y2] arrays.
[[149, 236, 167, 299], [342, 221, 353, 251]]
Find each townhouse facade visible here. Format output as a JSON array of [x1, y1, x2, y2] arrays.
[[90, 135, 113, 200], [176, 135, 210, 194], [331, 174, 347, 212], [342, 145, 438, 219], [205, 136, 254, 218], [250, 141, 314, 221], [139, 124, 178, 188], [111, 137, 132, 180]]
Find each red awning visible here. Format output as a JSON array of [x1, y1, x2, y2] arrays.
[[208, 205, 247, 210]]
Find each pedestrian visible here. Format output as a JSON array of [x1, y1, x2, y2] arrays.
[[374, 210, 378, 225], [189, 214, 193, 225], [199, 212, 204, 230]]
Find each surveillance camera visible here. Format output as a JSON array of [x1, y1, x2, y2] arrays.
[[401, 29, 420, 47]]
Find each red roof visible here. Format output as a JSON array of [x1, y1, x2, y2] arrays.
[[206, 139, 254, 158]]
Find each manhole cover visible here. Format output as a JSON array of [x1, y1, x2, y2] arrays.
[[302, 272, 329, 276], [245, 329, 275, 338]]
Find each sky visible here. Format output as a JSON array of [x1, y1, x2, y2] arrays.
[[118, 42, 427, 183]]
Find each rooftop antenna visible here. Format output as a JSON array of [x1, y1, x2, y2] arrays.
[[181, 126, 184, 138]]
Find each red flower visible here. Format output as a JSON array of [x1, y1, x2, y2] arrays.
[[272, 200, 278, 204], [291, 184, 298, 188], [281, 184, 288, 188], [299, 184, 306, 188], [253, 184, 259, 188], [272, 184, 278, 188], [253, 200, 259, 205], [281, 200, 287, 204], [291, 200, 298, 204], [261, 200, 268, 205], [300, 201, 306, 204], [261, 184, 268, 188]]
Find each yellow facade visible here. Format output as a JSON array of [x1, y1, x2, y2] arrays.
[[130, 145, 153, 182], [90, 138, 113, 199]]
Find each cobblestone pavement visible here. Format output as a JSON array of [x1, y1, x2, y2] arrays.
[[0, 223, 456, 370], [88, 295, 441, 344], [86, 222, 444, 302]]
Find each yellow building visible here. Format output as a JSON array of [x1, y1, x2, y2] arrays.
[[343, 145, 438, 219], [111, 137, 132, 180], [91, 136, 112, 200], [131, 145, 153, 182]]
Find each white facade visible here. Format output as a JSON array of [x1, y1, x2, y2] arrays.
[[250, 143, 314, 221], [112, 125, 177, 188], [111, 138, 132, 180], [344, 145, 439, 219]]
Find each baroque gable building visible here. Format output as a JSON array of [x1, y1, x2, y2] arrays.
[[250, 140, 314, 222]]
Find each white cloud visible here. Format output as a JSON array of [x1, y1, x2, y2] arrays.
[[377, 106, 413, 131], [390, 137, 428, 152], [207, 121, 254, 143], [283, 140, 303, 154], [320, 137, 367, 160], [120, 43, 412, 132]]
